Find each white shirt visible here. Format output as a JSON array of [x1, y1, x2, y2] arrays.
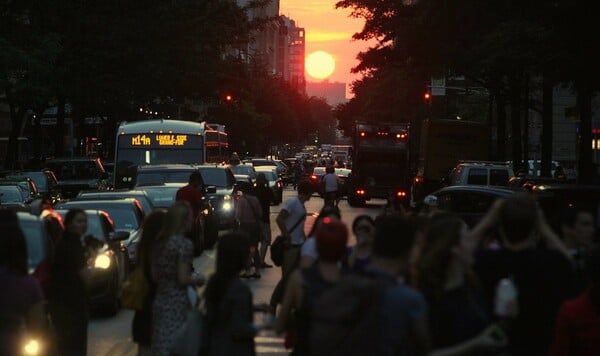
[[322, 173, 339, 193], [282, 196, 306, 245]]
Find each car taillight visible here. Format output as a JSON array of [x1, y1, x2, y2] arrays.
[[310, 175, 317, 180], [356, 189, 366, 195], [396, 191, 407, 197]]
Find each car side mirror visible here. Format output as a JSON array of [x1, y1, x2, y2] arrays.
[[110, 230, 130, 241], [205, 185, 217, 194]]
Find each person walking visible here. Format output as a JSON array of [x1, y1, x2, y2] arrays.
[[48, 208, 91, 356], [235, 181, 263, 278], [321, 166, 339, 207], [270, 180, 312, 313], [205, 232, 267, 355], [276, 219, 349, 355], [0, 210, 48, 356], [151, 202, 206, 355], [254, 173, 275, 268], [131, 209, 167, 356], [176, 171, 207, 252]]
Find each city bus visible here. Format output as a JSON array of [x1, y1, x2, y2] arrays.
[[204, 123, 229, 163], [113, 119, 209, 189]]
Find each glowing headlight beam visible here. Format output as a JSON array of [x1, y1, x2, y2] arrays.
[[94, 254, 111, 269]]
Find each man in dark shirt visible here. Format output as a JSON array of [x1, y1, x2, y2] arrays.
[[473, 193, 574, 356], [176, 171, 205, 217]]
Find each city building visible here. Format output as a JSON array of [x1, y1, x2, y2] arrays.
[[278, 16, 305, 94], [306, 80, 348, 106]]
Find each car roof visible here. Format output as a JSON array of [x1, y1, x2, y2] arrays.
[[137, 164, 198, 171], [16, 211, 41, 222], [46, 157, 101, 162], [136, 182, 186, 188], [58, 197, 140, 206], [432, 185, 519, 196], [55, 208, 111, 220]]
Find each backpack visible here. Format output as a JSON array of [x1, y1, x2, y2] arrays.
[[308, 272, 393, 356]]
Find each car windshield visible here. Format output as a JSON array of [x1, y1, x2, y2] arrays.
[[199, 168, 234, 188], [85, 215, 107, 241], [78, 192, 154, 214], [261, 171, 277, 182], [0, 185, 26, 202], [60, 202, 139, 230], [9, 172, 47, 191], [139, 186, 180, 208], [19, 220, 47, 269], [45, 161, 100, 180], [230, 165, 256, 178]]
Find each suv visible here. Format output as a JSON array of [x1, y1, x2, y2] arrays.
[[447, 161, 514, 187], [44, 157, 108, 198]]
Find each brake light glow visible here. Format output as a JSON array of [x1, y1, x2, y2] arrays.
[[414, 177, 421, 183], [396, 191, 407, 197], [356, 189, 366, 195], [360, 132, 366, 137], [396, 133, 408, 139], [310, 175, 317, 180]]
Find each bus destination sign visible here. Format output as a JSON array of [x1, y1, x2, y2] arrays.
[[120, 133, 202, 149]]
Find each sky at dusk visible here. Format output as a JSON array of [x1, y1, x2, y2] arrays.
[[280, 0, 376, 98]]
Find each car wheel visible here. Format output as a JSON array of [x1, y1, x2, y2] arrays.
[[347, 195, 365, 207]]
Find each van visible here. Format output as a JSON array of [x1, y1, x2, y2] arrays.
[[447, 161, 514, 187]]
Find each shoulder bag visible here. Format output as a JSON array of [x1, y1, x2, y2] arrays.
[[120, 264, 149, 310], [270, 215, 304, 267]]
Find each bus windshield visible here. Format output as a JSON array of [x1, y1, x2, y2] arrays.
[[114, 128, 205, 189]]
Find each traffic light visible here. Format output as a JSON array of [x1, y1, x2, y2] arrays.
[[423, 92, 431, 102], [224, 94, 233, 102]]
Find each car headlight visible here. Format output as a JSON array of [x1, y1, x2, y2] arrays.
[[222, 202, 232, 211], [94, 253, 112, 269], [224, 195, 231, 201], [23, 339, 41, 355]]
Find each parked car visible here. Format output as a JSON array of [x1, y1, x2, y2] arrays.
[[55, 208, 130, 314], [255, 166, 284, 204], [76, 189, 154, 215], [6, 170, 61, 203], [423, 185, 518, 227], [44, 157, 109, 198], [55, 198, 144, 266]]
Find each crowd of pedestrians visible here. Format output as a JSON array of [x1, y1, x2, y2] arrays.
[[2, 173, 600, 356]]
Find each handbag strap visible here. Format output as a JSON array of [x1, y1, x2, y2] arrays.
[[288, 214, 304, 235]]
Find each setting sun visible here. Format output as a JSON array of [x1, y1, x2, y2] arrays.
[[306, 51, 335, 80]]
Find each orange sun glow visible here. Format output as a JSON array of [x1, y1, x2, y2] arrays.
[[305, 51, 335, 80]]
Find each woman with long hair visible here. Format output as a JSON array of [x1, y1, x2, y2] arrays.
[[205, 232, 263, 355], [151, 202, 205, 355], [412, 213, 498, 352], [0, 210, 47, 356], [131, 209, 167, 355], [48, 208, 90, 356]]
